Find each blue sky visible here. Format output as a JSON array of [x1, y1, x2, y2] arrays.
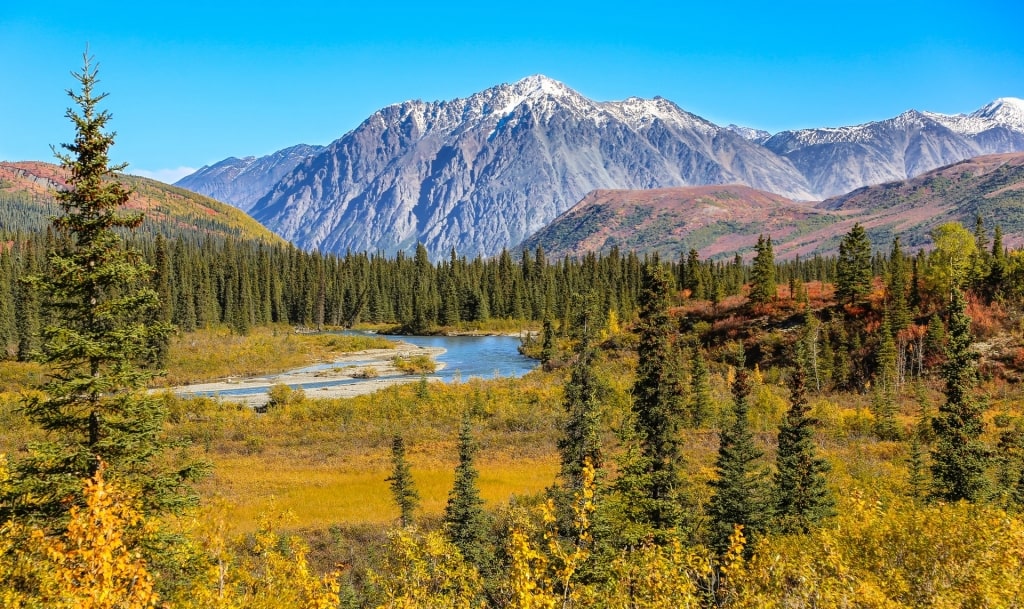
[[2, 0, 1022, 182]]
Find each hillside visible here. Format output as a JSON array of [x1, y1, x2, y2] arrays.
[[817, 152, 1024, 250], [0, 161, 284, 243], [518, 184, 836, 260], [522, 153, 1024, 260]]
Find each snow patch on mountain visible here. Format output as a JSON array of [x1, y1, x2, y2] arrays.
[[726, 124, 772, 141]]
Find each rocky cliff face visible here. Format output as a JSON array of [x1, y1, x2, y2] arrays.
[[175, 77, 1024, 259], [246, 76, 815, 258], [763, 98, 1024, 198], [174, 144, 323, 212]]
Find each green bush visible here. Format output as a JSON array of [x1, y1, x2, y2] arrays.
[[391, 354, 437, 374]]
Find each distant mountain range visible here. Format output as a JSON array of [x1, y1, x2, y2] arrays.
[[0, 161, 284, 243], [164, 76, 1022, 259], [761, 98, 1024, 198], [174, 144, 324, 213], [522, 153, 1024, 260]]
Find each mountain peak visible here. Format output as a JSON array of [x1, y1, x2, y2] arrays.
[[511, 74, 572, 95], [973, 97, 1024, 127], [500, 74, 581, 106], [471, 74, 589, 119]]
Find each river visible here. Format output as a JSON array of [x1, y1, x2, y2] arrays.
[[172, 332, 538, 403]]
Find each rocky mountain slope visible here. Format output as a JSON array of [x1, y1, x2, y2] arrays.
[[522, 153, 1024, 260], [518, 185, 836, 261], [174, 76, 1024, 259], [241, 76, 814, 258], [174, 144, 323, 212], [763, 98, 1024, 198], [0, 161, 284, 243]]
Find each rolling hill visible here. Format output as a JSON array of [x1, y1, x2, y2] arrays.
[[0, 161, 285, 243], [521, 153, 1024, 260]]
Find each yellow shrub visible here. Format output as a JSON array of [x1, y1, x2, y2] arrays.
[[6, 465, 159, 609], [369, 528, 485, 609], [726, 491, 1024, 608], [171, 504, 341, 609]]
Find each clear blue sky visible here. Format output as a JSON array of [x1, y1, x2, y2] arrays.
[[2, 0, 1022, 182]]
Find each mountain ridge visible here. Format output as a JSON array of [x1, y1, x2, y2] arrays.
[[521, 152, 1024, 261], [174, 144, 324, 212], [238, 75, 815, 258], [168, 78, 1024, 259]]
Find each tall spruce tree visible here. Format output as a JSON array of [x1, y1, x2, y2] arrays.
[[987, 224, 1006, 302], [0, 253, 17, 358], [387, 435, 419, 527], [7, 54, 198, 521], [872, 314, 901, 440], [836, 223, 872, 305], [443, 415, 491, 571], [557, 332, 603, 496], [15, 245, 41, 361], [906, 431, 930, 500], [774, 355, 833, 533], [886, 236, 911, 332], [150, 233, 172, 367], [748, 234, 776, 306], [707, 367, 771, 554], [689, 344, 712, 428], [628, 263, 686, 538], [540, 315, 555, 366], [930, 288, 989, 502]]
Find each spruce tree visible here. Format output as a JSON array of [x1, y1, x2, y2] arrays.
[[924, 312, 946, 368], [386, 435, 419, 527], [748, 234, 776, 306], [557, 332, 603, 496], [906, 431, 929, 500], [443, 415, 491, 571], [7, 54, 198, 521], [872, 315, 901, 440], [15, 245, 41, 361], [930, 289, 988, 502], [540, 315, 555, 366], [986, 224, 1006, 302], [707, 367, 771, 554], [689, 344, 713, 428], [836, 223, 872, 305], [886, 236, 911, 332], [684, 248, 703, 299], [0, 253, 17, 358], [150, 233, 172, 366], [628, 263, 685, 538], [773, 355, 833, 533], [909, 253, 923, 312]]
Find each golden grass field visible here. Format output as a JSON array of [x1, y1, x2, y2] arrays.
[[203, 454, 560, 531]]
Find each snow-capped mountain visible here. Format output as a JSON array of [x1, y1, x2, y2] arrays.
[[726, 124, 772, 141], [175, 144, 323, 212], [175, 79, 1024, 259], [244, 75, 814, 258], [762, 98, 1024, 198]]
